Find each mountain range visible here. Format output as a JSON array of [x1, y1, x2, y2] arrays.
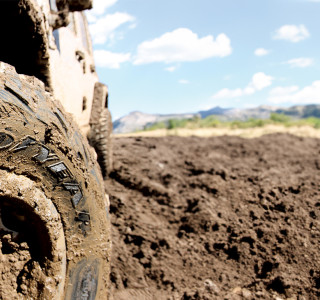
[[113, 104, 320, 134]]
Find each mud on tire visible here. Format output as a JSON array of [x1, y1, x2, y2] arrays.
[[0, 62, 111, 300]]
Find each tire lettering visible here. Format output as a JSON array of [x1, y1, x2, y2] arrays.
[[0, 132, 86, 216], [47, 162, 72, 180], [63, 183, 83, 207], [33, 145, 59, 163], [12, 136, 37, 152]]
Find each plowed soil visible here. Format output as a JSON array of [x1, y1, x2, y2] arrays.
[[107, 133, 320, 300]]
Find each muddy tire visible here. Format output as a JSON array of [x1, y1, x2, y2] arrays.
[[0, 62, 111, 300], [89, 108, 113, 178], [88, 83, 113, 178]]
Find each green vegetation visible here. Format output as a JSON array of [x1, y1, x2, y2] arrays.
[[142, 113, 320, 132], [270, 112, 291, 123]]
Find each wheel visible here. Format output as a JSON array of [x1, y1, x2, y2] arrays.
[[88, 83, 113, 179], [0, 62, 111, 300], [89, 107, 113, 179]]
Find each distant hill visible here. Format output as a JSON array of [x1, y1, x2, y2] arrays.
[[211, 105, 279, 121], [198, 106, 231, 118], [113, 111, 198, 134], [113, 104, 320, 134], [275, 104, 320, 119]]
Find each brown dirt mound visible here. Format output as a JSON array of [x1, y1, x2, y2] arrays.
[[106, 133, 320, 300]]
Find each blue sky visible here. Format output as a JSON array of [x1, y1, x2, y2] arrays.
[[86, 0, 320, 120]]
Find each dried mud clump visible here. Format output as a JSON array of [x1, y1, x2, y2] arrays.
[[0, 234, 47, 299], [107, 133, 320, 299]]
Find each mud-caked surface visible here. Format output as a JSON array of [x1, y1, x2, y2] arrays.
[[0, 63, 110, 299], [0, 236, 53, 299], [0, 235, 31, 299], [107, 133, 320, 300]]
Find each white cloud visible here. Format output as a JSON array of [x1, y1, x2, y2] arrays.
[[212, 72, 273, 99], [165, 66, 178, 72], [133, 28, 232, 65], [178, 79, 190, 84], [284, 57, 314, 68], [269, 86, 300, 96], [94, 50, 131, 69], [273, 24, 310, 42], [249, 72, 273, 90], [254, 48, 269, 56], [89, 12, 135, 44], [268, 81, 320, 104]]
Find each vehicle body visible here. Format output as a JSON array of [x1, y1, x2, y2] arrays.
[[0, 0, 104, 136], [0, 0, 112, 299]]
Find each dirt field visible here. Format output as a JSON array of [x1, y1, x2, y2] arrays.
[[106, 133, 320, 300]]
